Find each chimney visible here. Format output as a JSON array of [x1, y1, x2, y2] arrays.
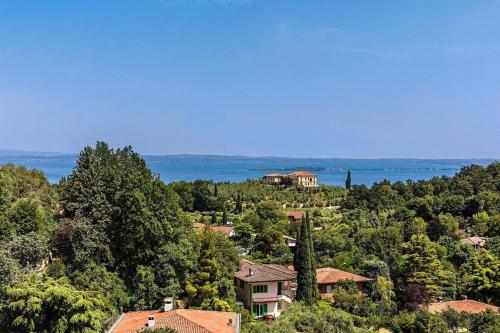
[[148, 316, 155, 328], [248, 268, 253, 276], [163, 297, 174, 312]]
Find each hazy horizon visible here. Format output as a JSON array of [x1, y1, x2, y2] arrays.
[[0, 147, 498, 161]]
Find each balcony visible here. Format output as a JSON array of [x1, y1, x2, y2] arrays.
[[278, 290, 295, 303]]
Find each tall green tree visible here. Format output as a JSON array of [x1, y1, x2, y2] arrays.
[[294, 214, 318, 305], [185, 226, 231, 311], [57, 142, 192, 307], [235, 193, 243, 213], [345, 170, 352, 190], [403, 234, 448, 301], [461, 249, 500, 303], [222, 206, 228, 225]]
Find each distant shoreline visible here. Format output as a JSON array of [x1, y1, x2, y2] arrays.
[[0, 150, 497, 162], [1, 154, 497, 186]]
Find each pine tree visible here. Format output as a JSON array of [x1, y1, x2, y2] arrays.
[[235, 193, 243, 213], [185, 226, 230, 311], [404, 234, 448, 301], [345, 170, 352, 190], [294, 213, 318, 306]]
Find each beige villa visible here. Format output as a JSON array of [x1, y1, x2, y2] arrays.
[[263, 171, 318, 187], [234, 260, 296, 319]]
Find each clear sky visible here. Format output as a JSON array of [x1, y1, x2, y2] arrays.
[[1, 0, 499, 158]]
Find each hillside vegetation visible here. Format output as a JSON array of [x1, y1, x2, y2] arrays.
[[0, 142, 498, 332]]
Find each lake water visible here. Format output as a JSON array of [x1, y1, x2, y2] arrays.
[[0, 155, 495, 186]]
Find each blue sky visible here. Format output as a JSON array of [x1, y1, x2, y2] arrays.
[[1, 0, 499, 158]]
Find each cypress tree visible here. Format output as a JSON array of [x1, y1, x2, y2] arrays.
[[295, 213, 318, 306], [293, 218, 302, 271], [345, 170, 352, 190], [214, 183, 218, 197], [211, 212, 217, 225], [306, 212, 319, 300], [235, 193, 243, 213], [222, 207, 228, 225]]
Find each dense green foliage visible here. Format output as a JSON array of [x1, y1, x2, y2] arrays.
[[0, 274, 107, 333], [294, 214, 319, 305], [185, 226, 232, 311], [1, 144, 499, 332]]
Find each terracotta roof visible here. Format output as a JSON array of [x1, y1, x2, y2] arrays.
[[239, 259, 254, 270], [211, 226, 234, 236], [263, 173, 286, 177], [234, 263, 297, 283], [193, 223, 234, 236], [109, 309, 239, 333], [193, 222, 206, 229], [286, 211, 304, 220], [288, 171, 317, 178], [427, 300, 499, 314], [316, 268, 372, 284], [460, 237, 487, 246]]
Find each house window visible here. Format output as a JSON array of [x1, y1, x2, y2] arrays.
[[252, 304, 268, 317], [277, 302, 282, 310], [239, 280, 244, 289], [252, 285, 268, 293]]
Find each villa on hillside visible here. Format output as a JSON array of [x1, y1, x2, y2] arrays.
[[316, 268, 372, 302], [262, 173, 287, 185], [460, 236, 488, 250], [263, 171, 318, 187], [234, 260, 297, 319], [286, 211, 304, 222], [193, 222, 235, 237]]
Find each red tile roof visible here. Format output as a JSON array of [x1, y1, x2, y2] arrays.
[[192, 223, 234, 236], [316, 268, 372, 284], [286, 211, 304, 220], [109, 309, 239, 333], [263, 173, 286, 177], [193, 222, 207, 229], [234, 263, 297, 283], [211, 226, 235, 236], [460, 236, 487, 247], [288, 171, 317, 178], [427, 300, 499, 314]]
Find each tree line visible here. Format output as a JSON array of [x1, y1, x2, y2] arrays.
[[0, 142, 498, 332]]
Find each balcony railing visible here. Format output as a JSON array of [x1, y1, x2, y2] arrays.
[[279, 290, 295, 303]]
